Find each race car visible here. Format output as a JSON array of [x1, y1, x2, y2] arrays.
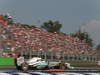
[[15, 56, 74, 71]]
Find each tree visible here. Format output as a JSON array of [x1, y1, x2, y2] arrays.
[[70, 29, 93, 47], [96, 44, 100, 50], [41, 20, 62, 33], [15, 23, 36, 29], [4, 14, 14, 24]]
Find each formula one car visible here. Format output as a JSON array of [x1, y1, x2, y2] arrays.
[[15, 56, 74, 71]]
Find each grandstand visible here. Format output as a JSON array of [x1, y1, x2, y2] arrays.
[[0, 14, 100, 62]]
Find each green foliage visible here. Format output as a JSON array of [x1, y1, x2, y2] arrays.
[[96, 43, 100, 50], [41, 20, 62, 33], [70, 29, 93, 47]]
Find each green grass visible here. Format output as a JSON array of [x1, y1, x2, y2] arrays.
[[0, 57, 15, 66], [67, 61, 100, 70], [73, 67, 100, 70]]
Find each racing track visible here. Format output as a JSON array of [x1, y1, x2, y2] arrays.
[[1, 68, 100, 75]]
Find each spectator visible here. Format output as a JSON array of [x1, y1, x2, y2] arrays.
[[0, 14, 95, 57]]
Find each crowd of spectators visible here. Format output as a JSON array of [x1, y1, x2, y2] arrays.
[[0, 14, 97, 58]]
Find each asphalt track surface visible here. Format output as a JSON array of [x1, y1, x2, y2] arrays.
[[1, 68, 100, 75]]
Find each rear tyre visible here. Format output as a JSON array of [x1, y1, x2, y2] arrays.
[[21, 62, 29, 71]]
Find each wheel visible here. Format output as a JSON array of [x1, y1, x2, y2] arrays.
[[21, 62, 29, 71], [59, 62, 66, 69], [61, 65, 66, 69]]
